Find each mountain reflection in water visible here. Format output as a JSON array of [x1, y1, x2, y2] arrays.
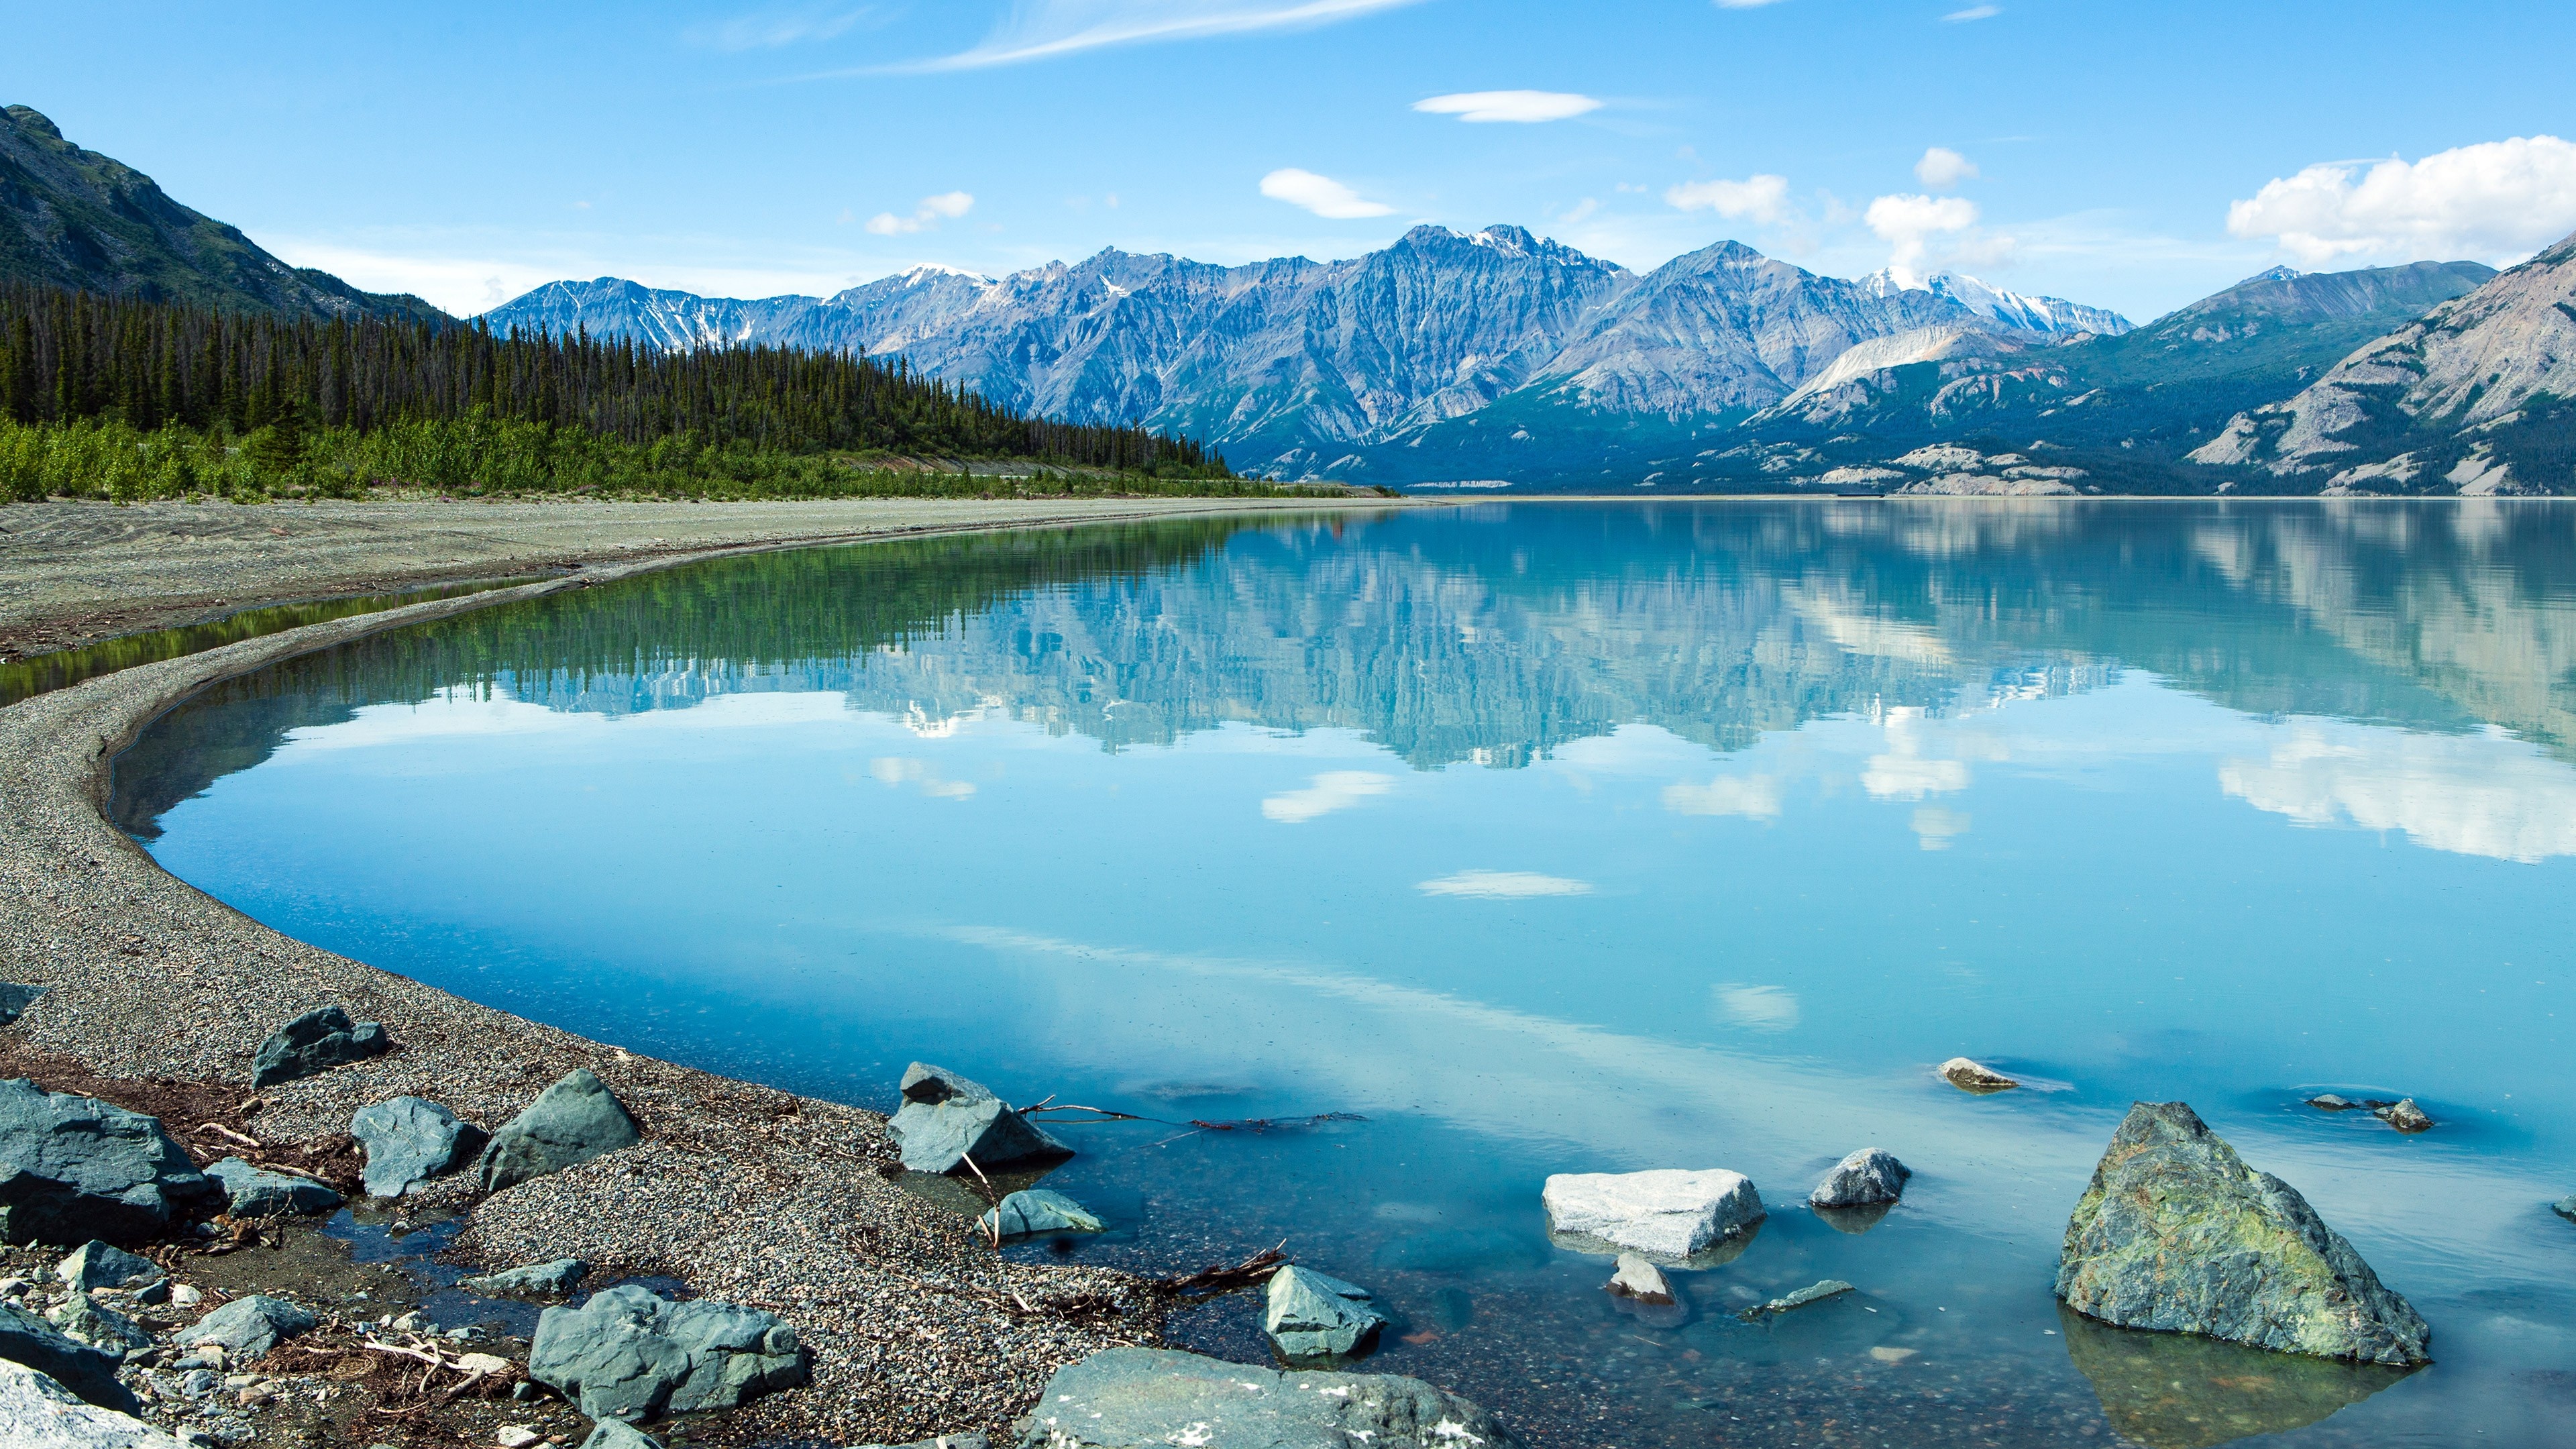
[[116, 500, 2576, 1449]]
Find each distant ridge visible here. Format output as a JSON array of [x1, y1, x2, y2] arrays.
[[0, 103, 445, 323]]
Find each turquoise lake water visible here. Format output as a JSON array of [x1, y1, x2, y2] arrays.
[[116, 502, 2576, 1447]]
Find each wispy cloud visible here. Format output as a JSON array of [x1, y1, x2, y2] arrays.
[[688, 4, 873, 50], [892, 0, 1421, 72], [1915, 146, 1978, 188], [1417, 869, 1594, 899], [1943, 4, 2000, 19], [1260, 168, 1394, 219], [866, 190, 974, 235], [1412, 90, 1601, 124], [1665, 174, 1791, 223], [1262, 770, 1395, 822]]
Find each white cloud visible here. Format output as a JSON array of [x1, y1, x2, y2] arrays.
[[1260, 168, 1395, 219], [1944, 4, 2000, 19], [1915, 146, 1978, 189], [869, 756, 975, 799], [1416, 870, 1595, 899], [865, 190, 974, 235], [1262, 769, 1395, 822], [900, 0, 1421, 71], [1665, 174, 1791, 223], [2225, 135, 2576, 267], [688, 5, 871, 50], [1662, 774, 1782, 819], [1865, 191, 1979, 284], [1713, 983, 1801, 1032], [1411, 90, 1601, 124]]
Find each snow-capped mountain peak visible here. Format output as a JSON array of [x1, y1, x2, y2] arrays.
[[1859, 268, 2134, 337]]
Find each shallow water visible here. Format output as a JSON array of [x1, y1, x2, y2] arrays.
[[117, 501, 2576, 1447]]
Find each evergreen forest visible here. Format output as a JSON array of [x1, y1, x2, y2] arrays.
[[0, 283, 1303, 502]]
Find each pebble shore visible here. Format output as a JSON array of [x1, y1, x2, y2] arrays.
[[0, 501, 1386, 1444]]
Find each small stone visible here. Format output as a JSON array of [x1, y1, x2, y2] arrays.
[[884, 1063, 1073, 1176], [1809, 1148, 1911, 1208], [2304, 1094, 2359, 1111], [579, 1423, 665, 1449], [170, 1285, 202, 1309], [2554, 1194, 2575, 1224], [350, 1097, 488, 1197], [458, 1260, 589, 1299], [497, 1427, 543, 1448], [180, 1369, 217, 1398], [453, 1352, 513, 1377], [390, 1312, 425, 1333], [1542, 1168, 1765, 1258], [2373, 1099, 2432, 1132], [976, 1190, 1102, 1240], [183, 1295, 318, 1360], [1939, 1057, 2019, 1093], [47, 1295, 153, 1354], [0, 1279, 23, 1298], [205, 1159, 342, 1218], [1605, 1252, 1673, 1305], [57, 1242, 164, 1292], [1869, 1345, 1919, 1364], [132, 1279, 172, 1306], [479, 1070, 642, 1195], [1261, 1266, 1385, 1362], [1741, 1279, 1856, 1319], [250, 1006, 390, 1088]]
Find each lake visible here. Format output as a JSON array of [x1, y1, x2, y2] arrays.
[[115, 500, 2576, 1448]]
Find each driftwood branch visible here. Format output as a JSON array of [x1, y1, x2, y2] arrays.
[[1152, 1243, 1289, 1300]]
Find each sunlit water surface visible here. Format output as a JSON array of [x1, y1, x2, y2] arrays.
[[117, 502, 2576, 1448]]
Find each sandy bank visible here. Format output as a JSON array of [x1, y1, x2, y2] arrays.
[[0, 498, 1397, 1444]]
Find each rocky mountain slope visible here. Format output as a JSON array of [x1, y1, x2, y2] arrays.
[[1860, 269, 2134, 337], [482, 231, 2119, 485], [0, 105, 444, 323], [2190, 231, 2576, 494]]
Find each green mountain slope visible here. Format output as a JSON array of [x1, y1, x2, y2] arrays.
[[0, 104, 444, 322]]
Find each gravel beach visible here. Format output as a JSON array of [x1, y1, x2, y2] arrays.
[[0, 496, 1397, 1445]]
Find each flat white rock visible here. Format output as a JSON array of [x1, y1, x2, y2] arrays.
[[1543, 1168, 1764, 1257], [0, 1361, 189, 1449]]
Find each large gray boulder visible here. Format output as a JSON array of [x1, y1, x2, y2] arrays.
[[1810, 1148, 1911, 1208], [207, 1159, 343, 1217], [1542, 1168, 1764, 1259], [1263, 1267, 1385, 1362], [0, 1079, 221, 1244], [478, 1069, 641, 1194], [0, 1360, 187, 1448], [0, 1302, 135, 1411], [886, 1063, 1072, 1175], [1010, 1348, 1519, 1449], [977, 1189, 1102, 1240], [528, 1283, 806, 1422], [250, 1006, 390, 1087], [56, 1242, 162, 1293], [2055, 1102, 2431, 1366], [350, 1096, 487, 1197], [182, 1295, 318, 1359]]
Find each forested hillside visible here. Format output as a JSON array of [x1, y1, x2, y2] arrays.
[[0, 284, 1259, 501]]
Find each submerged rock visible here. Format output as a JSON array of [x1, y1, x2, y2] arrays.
[[460, 1259, 589, 1299], [2372, 1099, 2432, 1132], [56, 1241, 162, 1292], [1605, 1252, 1674, 1305], [0, 983, 43, 1027], [250, 1006, 390, 1087], [352, 1096, 488, 1197], [2304, 1094, 2363, 1112], [977, 1189, 1103, 1240], [183, 1295, 318, 1359], [885, 1063, 1073, 1176], [0, 1360, 183, 1446], [1810, 1148, 1911, 1208], [1542, 1168, 1765, 1259], [0, 1302, 135, 1411], [1939, 1057, 2019, 1093], [479, 1069, 641, 1194], [0, 1079, 220, 1244], [2055, 1102, 2430, 1366], [207, 1158, 343, 1217], [1741, 1279, 1855, 1320], [1812, 1201, 1894, 1235], [2060, 1303, 2414, 1449], [529, 1283, 806, 1422], [1009, 1346, 1519, 1449], [2555, 1193, 2575, 1224], [1262, 1266, 1385, 1362]]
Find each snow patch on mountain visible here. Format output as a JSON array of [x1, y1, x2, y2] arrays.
[[1860, 269, 2133, 337]]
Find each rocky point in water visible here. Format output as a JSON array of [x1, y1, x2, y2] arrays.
[[2055, 1102, 2430, 1366], [1542, 1168, 1765, 1258], [885, 1063, 1073, 1175], [1939, 1057, 2019, 1092], [1009, 1347, 1518, 1449], [1262, 1266, 1386, 1362], [1810, 1148, 1911, 1207], [977, 1189, 1102, 1239]]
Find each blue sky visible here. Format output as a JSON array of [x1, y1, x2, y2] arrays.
[[6, 1, 2574, 321]]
